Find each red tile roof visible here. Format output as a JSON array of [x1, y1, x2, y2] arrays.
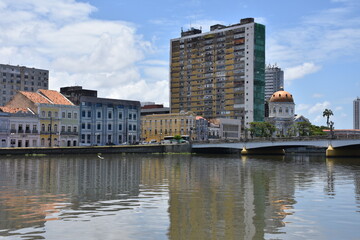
[[0, 106, 29, 113], [19, 91, 50, 104], [38, 89, 74, 105]]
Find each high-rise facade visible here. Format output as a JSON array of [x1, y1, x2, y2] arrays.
[[265, 64, 284, 101], [170, 18, 265, 129], [0, 64, 49, 106], [354, 97, 360, 129]]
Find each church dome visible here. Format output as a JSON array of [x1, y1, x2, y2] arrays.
[[269, 90, 294, 103]]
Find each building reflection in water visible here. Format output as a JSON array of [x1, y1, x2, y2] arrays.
[[0, 154, 141, 236], [0, 154, 359, 239], [166, 155, 298, 240]]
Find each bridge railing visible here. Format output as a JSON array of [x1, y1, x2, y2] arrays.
[[193, 134, 360, 144]]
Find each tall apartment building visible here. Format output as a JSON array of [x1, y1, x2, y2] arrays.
[[354, 97, 360, 129], [0, 64, 49, 106], [265, 64, 284, 101], [170, 18, 265, 129]]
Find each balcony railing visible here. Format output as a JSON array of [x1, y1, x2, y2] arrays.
[[61, 131, 79, 135]]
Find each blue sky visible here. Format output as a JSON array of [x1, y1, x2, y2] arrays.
[[0, 0, 359, 128]]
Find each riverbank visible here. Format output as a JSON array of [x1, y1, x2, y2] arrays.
[[0, 143, 192, 156]]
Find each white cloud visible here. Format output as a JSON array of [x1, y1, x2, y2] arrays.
[[0, 0, 170, 104], [284, 63, 321, 82], [267, 2, 360, 69], [308, 101, 330, 114]]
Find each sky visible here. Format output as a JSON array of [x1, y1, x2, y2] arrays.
[[0, 0, 359, 129]]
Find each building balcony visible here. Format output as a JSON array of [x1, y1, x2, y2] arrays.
[[61, 131, 79, 135], [10, 129, 16, 133], [18, 129, 24, 133], [32, 130, 39, 134], [25, 129, 31, 133]]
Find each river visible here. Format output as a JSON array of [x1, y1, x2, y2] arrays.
[[0, 153, 359, 240]]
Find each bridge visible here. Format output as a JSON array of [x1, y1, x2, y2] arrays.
[[192, 138, 360, 157]]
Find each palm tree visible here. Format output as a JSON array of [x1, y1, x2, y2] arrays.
[[322, 109, 333, 127]]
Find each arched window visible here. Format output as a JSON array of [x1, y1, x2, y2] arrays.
[[48, 124, 51, 131], [41, 124, 45, 131], [279, 107, 282, 113], [41, 138, 45, 146], [54, 124, 58, 132], [48, 111, 52, 117], [285, 107, 289, 113]]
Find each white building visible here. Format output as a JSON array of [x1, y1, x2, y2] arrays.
[[266, 90, 295, 136], [0, 107, 40, 147]]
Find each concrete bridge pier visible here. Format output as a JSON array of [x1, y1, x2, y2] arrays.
[[241, 147, 285, 155], [326, 145, 360, 158]]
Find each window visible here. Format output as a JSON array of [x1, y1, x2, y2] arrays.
[[62, 112, 66, 118], [82, 123, 85, 129], [87, 123, 91, 129], [97, 135, 101, 144], [82, 111, 86, 117], [73, 126, 77, 133], [87, 134, 91, 143], [279, 107, 282, 113], [108, 124, 112, 130], [55, 112, 58, 118], [68, 112, 72, 118], [108, 111, 112, 119], [81, 134, 85, 143], [41, 124, 45, 131], [61, 126, 65, 132], [97, 123, 101, 130], [67, 126, 71, 132], [118, 112, 122, 119], [42, 111, 45, 117], [48, 111, 52, 117], [48, 124, 51, 131], [97, 111, 101, 118], [129, 125, 132, 131], [133, 125, 136, 131], [74, 112, 78, 119], [54, 124, 58, 132], [133, 114, 137, 120], [87, 111, 91, 118], [128, 113, 132, 120], [119, 124, 122, 131]]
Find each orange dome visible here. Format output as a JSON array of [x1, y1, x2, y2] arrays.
[[269, 90, 294, 103]]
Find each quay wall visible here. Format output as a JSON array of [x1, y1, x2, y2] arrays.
[[0, 144, 192, 156]]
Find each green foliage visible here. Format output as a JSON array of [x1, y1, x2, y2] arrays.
[[173, 134, 182, 142], [249, 122, 276, 138], [295, 122, 328, 136]]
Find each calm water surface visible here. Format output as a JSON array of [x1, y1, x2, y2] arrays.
[[0, 153, 359, 240]]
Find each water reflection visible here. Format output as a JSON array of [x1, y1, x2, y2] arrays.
[[0, 154, 359, 240]]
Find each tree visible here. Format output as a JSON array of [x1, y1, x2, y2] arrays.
[[173, 134, 182, 143], [322, 109, 333, 127], [296, 122, 312, 136], [249, 122, 276, 138]]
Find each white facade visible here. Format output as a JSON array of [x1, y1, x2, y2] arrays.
[[8, 113, 40, 147]]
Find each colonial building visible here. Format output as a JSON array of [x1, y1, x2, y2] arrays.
[[266, 89, 295, 136], [0, 107, 39, 147], [60, 86, 141, 146], [5, 90, 79, 147], [141, 111, 196, 142]]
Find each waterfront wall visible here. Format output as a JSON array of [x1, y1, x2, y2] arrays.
[[0, 143, 192, 156]]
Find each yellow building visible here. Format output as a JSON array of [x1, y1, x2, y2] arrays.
[[141, 111, 196, 142]]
